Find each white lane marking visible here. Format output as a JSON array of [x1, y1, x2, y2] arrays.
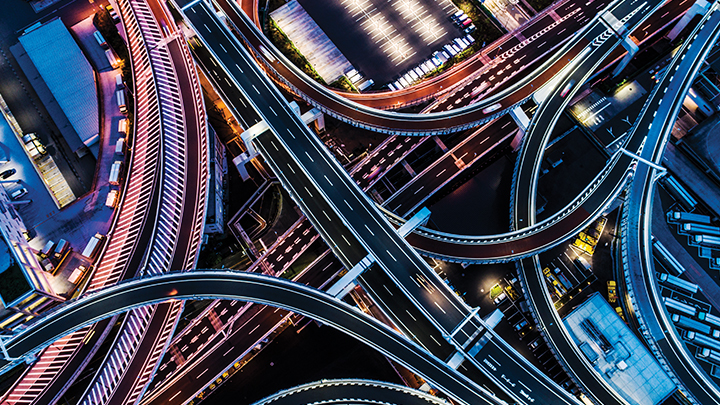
[[384, 285, 394, 296], [169, 392, 182, 402], [269, 106, 277, 116], [219, 43, 227, 53], [344, 200, 354, 211], [414, 185, 424, 195], [323, 211, 332, 221], [197, 368, 209, 379], [235, 63, 244, 73], [406, 310, 417, 321], [342, 235, 351, 245], [287, 164, 295, 174], [204, 24, 211, 32], [434, 301, 447, 314], [304, 187, 313, 197], [305, 151, 314, 162], [287, 128, 295, 139], [430, 335, 442, 346], [386, 250, 397, 261], [271, 141, 278, 151], [249, 324, 260, 335], [324, 175, 333, 186], [436, 168, 446, 177], [364, 224, 375, 236], [252, 84, 260, 94]]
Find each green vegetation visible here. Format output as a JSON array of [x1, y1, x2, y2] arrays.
[[0, 263, 31, 305], [329, 76, 358, 93], [525, 0, 556, 12], [265, 20, 326, 85], [93, 9, 132, 93], [453, 0, 504, 45]]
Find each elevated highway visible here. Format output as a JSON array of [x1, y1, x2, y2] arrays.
[[179, 3, 581, 403], [620, 6, 720, 404], [5, 271, 501, 405], [252, 379, 450, 405]]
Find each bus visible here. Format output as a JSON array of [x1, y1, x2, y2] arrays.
[[686, 331, 720, 352]]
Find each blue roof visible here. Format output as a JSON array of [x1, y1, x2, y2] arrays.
[[19, 18, 98, 149]]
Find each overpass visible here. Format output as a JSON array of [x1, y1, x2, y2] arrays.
[[251, 379, 450, 405], [620, 5, 720, 404], [178, 2, 583, 403], [4, 271, 502, 405]]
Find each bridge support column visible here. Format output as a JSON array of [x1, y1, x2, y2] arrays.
[[510, 128, 524, 152], [668, 0, 710, 41], [327, 254, 376, 298], [401, 160, 416, 177], [600, 10, 640, 78], [509, 106, 530, 133], [397, 207, 431, 237]]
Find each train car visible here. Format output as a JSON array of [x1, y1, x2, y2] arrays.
[[662, 176, 698, 210], [664, 297, 698, 317], [686, 331, 720, 352], [682, 223, 720, 236], [659, 273, 699, 294], [673, 314, 711, 335], [668, 211, 712, 225], [694, 235, 720, 249], [653, 240, 686, 275]]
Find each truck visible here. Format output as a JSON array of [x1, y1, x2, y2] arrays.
[[53, 239, 69, 260], [116, 89, 127, 114], [673, 314, 712, 335], [81, 234, 105, 259], [109, 161, 123, 186], [683, 223, 720, 237], [607, 281, 617, 303], [664, 297, 698, 317], [659, 273, 699, 294], [653, 239, 685, 275], [694, 234, 720, 249], [668, 211, 711, 225], [686, 331, 720, 352], [662, 176, 698, 210], [94, 31, 108, 49]]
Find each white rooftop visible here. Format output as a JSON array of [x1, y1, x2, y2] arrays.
[[564, 293, 676, 405]]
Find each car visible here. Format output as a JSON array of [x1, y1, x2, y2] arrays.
[[0, 169, 16, 179], [513, 319, 528, 332], [482, 103, 502, 114], [560, 80, 576, 97], [10, 187, 28, 200]]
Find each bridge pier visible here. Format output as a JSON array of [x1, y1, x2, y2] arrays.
[[599, 10, 640, 78], [668, 0, 711, 41], [509, 106, 530, 133], [233, 102, 325, 180]]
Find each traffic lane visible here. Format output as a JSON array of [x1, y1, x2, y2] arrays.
[[12, 272, 500, 405], [167, 38, 205, 271], [254, 133, 367, 268], [384, 117, 516, 216], [359, 268, 456, 360], [254, 381, 449, 405], [107, 302, 181, 404], [191, 40, 262, 127], [31, 319, 114, 405], [210, 0, 589, 131], [353, 136, 428, 190], [146, 250, 342, 402]]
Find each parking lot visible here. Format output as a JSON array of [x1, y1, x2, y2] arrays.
[[297, 0, 460, 84]]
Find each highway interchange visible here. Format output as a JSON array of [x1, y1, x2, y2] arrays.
[[2, 0, 720, 403]]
